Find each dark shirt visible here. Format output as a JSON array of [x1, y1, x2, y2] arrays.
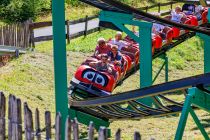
[[95, 62, 110, 72], [107, 51, 122, 62]]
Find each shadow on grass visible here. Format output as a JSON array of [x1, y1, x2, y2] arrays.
[[191, 118, 210, 131]]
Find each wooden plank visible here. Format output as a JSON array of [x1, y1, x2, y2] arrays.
[[45, 111, 51, 140], [72, 118, 79, 140], [8, 95, 14, 140], [134, 132, 141, 140], [66, 20, 70, 44], [15, 98, 22, 140], [11, 95, 16, 140], [0, 92, 6, 140], [65, 116, 71, 140], [55, 112, 61, 140], [24, 102, 34, 140], [115, 129, 121, 140], [29, 15, 98, 29], [35, 108, 41, 140], [84, 15, 88, 36], [98, 127, 107, 140], [88, 121, 94, 140]]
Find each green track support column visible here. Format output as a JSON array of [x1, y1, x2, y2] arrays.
[[99, 11, 155, 106], [165, 54, 169, 82], [175, 88, 210, 140], [52, 0, 68, 139], [175, 88, 194, 140], [176, 14, 210, 138], [138, 23, 155, 106], [197, 33, 210, 73], [139, 24, 152, 87]]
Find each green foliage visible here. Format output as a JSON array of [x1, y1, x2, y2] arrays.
[[0, 0, 51, 23], [0, 0, 11, 6], [65, 0, 80, 6]]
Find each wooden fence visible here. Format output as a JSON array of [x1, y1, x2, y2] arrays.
[[29, 15, 100, 46], [0, 21, 31, 48], [29, 1, 179, 46], [0, 92, 154, 140]]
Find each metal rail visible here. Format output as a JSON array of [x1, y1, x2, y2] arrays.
[[79, 0, 210, 35], [70, 73, 210, 107]]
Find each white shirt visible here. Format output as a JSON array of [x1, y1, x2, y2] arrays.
[[171, 10, 183, 23], [195, 5, 203, 13], [153, 23, 165, 32], [109, 39, 128, 50]]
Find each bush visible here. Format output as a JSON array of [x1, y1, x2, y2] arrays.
[[0, 0, 51, 23]]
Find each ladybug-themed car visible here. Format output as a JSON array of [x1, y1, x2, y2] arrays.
[[70, 38, 140, 96]]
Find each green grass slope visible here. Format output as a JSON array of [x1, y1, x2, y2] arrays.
[[0, 29, 209, 139]]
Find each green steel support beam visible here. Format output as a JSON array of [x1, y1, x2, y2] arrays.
[[165, 54, 169, 82], [175, 88, 194, 140], [176, 13, 210, 138], [175, 88, 210, 140], [100, 11, 154, 106], [52, 0, 68, 139], [189, 108, 209, 139]]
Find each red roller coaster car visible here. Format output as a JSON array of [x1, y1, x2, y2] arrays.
[[168, 4, 208, 38], [70, 27, 174, 95], [71, 40, 138, 96]]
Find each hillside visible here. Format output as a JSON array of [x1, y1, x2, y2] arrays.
[[0, 28, 209, 139]]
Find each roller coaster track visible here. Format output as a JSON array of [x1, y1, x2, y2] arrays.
[[70, 73, 210, 120], [69, 0, 210, 120], [80, 0, 210, 35]]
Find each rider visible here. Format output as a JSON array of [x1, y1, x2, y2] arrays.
[[89, 54, 112, 73], [109, 32, 129, 51], [107, 45, 122, 67], [171, 6, 187, 23], [94, 37, 111, 59]]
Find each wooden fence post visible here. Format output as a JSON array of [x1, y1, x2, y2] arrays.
[[134, 132, 141, 140], [98, 126, 107, 140], [170, 2, 173, 10], [0, 92, 6, 140], [8, 95, 14, 140], [45, 111, 51, 140], [35, 108, 41, 140], [88, 121, 94, 140], [84, 15, 88, 37], [146, 6, 148, 13], [65, 116, 71, 140], [29, 19, 35, 50], [66, 20, 70, 44], [158, 3, 161, 13], [13, 98, 22, 140], [55, 112, 62, 140], [72, 118, 79, 140], [115, 129, 121, 140], [24, 102, 34, 140]]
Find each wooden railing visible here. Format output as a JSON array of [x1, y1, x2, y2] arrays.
[[29, 15, 101, 47], [0, 92, 153, 140], [29, 1, 180, 46]]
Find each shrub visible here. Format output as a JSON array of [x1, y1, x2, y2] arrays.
[[1, 0, 51, 23]]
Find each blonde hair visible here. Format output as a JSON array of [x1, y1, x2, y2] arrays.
[[175, 6, 182, 11], [97, 37, 106, 44], [111, 45, 118, 50], [116, 31, 122, 36]]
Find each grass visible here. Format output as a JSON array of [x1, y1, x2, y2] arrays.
[[0, 28, 209, 139], [0, 0, 181, 25], [0, 1, 209, 139], [35, 0, 174, 22]]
